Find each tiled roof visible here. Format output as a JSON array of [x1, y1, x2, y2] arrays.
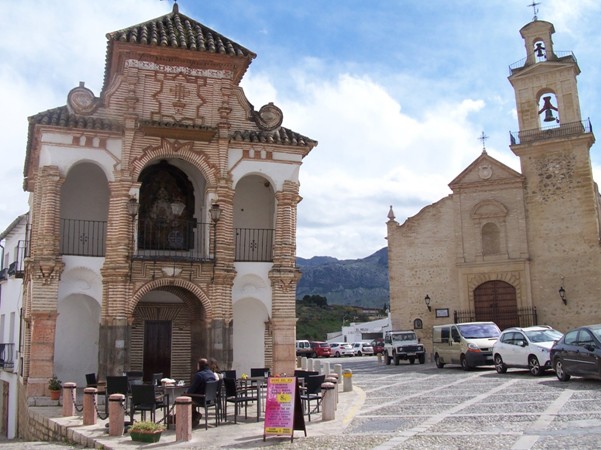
[[107, 4, 255, 58], [231, 128, 318, 148], [28, 106, 122, 131]]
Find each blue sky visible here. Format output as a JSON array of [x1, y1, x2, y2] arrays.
[[1, 0, 600, 259]]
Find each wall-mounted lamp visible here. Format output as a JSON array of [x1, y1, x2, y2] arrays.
[[558, 286, 567, 305], [424, 294, 432, 312], [127, 197, 139, 217]]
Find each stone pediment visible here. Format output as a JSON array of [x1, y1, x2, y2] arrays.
[[448, 152, 524, 192]]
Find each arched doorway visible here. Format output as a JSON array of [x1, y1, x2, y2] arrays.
[[473, 280, 518, 330]]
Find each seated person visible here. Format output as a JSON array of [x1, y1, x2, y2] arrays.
[[187, 358, 218, 425]]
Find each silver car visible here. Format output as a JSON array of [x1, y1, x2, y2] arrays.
[[330, 342, 354, 357], [352, 342, 374, 356]]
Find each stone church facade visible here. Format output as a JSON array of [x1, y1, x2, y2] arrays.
[[387, 18, 599, 354], [18, 3, 316, 423]]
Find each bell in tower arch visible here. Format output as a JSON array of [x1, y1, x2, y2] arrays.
[[534, 41, 546, 59], [538, 96, 559, 123]]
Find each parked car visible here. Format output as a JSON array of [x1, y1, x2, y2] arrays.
[[492, 326, 563, 376], [309, 341, 332, 358], [296, 340, 312, 357], [370, 338, 385, 355], [352, 342, 374, 356], [432, 322, 501, 370], [330, 342, 354, 357], [551, 324, 601, 381]]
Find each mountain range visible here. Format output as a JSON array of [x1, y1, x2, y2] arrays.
[[296, 247, 389, 309]]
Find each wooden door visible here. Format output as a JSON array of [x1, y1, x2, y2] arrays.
[[143, 320, 172, 381], [474, 280, 518, 331]]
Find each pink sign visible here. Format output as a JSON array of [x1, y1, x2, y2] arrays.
[[264, 377, 296, 436]]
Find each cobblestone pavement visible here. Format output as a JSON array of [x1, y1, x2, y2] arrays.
[[5, 357, 601, 449]]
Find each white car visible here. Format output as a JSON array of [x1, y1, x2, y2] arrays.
[[352, 342, 374, 356], [330, 342, 354, 357], [492, 326, 563, 376]]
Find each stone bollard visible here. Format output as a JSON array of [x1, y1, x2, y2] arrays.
[[320, 382, 336, 421], [313, 359, 322, 373], [175, 396, 193, 442], [321, 361, 331, 376], [301, 357, 308, 370], [377, 353, 382, 364], [325, 376, 338, 409], [343, 369, 353, 392], [307, 358, 314, 371], [333, 364, 343, 390], [83, 387, 97, 426], [297, 355, 302, 368], [62, 382, 76, 417], [108, 394, 125, 436]]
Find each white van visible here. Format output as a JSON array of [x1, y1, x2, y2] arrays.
[[295, 340, 312, 357], [432, 322, 501, 370]]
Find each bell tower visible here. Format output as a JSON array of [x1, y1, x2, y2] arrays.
[[508, 17, 599, 325]]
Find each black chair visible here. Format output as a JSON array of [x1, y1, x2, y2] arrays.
[[221, 370, 236, 380], [130, 384, 163, 423], [250, 368, 270, 378], [85, 373, 98, 387], [300, 374, 325, 421], [105, 376, 129, 413], [223, 377, 259, 423], [188, 380, 221, 429]]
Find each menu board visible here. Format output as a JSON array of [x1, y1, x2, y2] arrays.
[[263, 376, 305, 442]]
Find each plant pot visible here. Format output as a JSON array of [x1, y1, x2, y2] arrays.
[[130, 430, 162, 443], [49, 389, 61, 400]]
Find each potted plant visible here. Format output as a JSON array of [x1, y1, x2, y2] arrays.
[[129, 421, 165, 443], [48, 375, 62, 400]]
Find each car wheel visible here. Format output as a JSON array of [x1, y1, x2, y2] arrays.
[[335, 351, 340, 357], [357, 351, 362, 357], [311, 352, 317, 358], [419, 354, 425, 364], [554, 359, 571, 382], [528, 355, 543, 376], [385, 352, 391, 365], [494, 354, 507, 374], [461, 355, 471, 371], [409, 357, 415, 365], [394, 353, 400, 365], [435, 353, 445, 369]]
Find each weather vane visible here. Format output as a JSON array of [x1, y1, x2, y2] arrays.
[[478, 131, 489, 153], [528, 1, 540, 21]]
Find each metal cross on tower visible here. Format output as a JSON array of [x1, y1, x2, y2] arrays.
[[478, 131, 489, 153], [528, 1, 540, 21]]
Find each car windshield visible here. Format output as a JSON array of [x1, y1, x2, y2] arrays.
[[392, 334, 416, 341], [590, 327, 601, 342], [525, 329, 563, 343], [458, 324, 500, 339], [319, 343, 329, 348]]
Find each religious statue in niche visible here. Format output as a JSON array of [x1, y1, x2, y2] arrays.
[[138, 162, 195, 251]]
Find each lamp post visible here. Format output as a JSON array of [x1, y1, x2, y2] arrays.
[[210, 203, 222, 281]]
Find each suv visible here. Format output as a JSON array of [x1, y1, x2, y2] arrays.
[[492, 326, 563, 376], [309, 341, 332, 358], [384, 330, 426, 365], [296, 340, 312, 357], [352, 342, 374, 356]]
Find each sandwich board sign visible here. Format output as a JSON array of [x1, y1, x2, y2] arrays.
[[263, 376, 306, 442]]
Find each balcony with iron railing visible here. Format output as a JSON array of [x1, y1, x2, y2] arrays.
[[508, 51, 577, 75], [60, 218, 274, 263], [509, 119, 593, 146], [0, 343, 15, 370]]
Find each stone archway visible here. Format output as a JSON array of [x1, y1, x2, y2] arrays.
[[473, 280, 518, 330]]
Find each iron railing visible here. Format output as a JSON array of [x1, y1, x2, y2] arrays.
[[234, 228, 274, 262], [135, 219, 210, 261], [454, 306, 538, 330], [510, 119, 592, 146], [0, 343, 15, 370], [59, 218, 274, 263], [60, 219, 106, 257], [508, 50, 577, 74]]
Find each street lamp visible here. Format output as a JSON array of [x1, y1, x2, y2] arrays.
[[424, 294, 432, 312]]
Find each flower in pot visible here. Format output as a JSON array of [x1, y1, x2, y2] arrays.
[[129, 421, 165, 443], [48, 375, 62, 400]]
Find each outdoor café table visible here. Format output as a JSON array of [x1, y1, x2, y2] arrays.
[[236, 377, 263, 419], [162, 383, 189, 427]]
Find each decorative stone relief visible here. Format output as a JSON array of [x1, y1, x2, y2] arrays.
[[67, 82, 98, 115], [253, 103, 283, 131]]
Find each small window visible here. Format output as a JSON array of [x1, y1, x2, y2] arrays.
[[441, 327, 450, 343], [414, 318, 423, 329], [564, 330, 578, 345]]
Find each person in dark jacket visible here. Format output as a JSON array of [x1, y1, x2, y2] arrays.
[[187, 358, 217, 396]]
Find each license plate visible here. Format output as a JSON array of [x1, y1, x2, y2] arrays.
[[408, 353, 415, 356]]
